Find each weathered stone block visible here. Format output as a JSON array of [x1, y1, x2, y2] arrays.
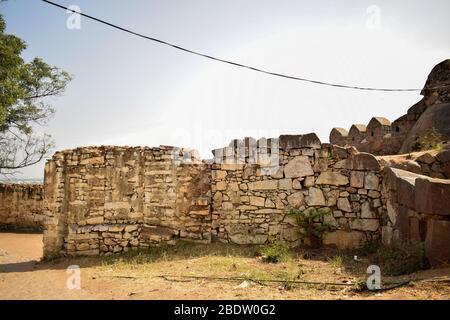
[[364, 172, 379, 190], [425, 219, 450, 266], [284, 156, 314, 178], [249, 196, 266, 207], [248, 180, 278, 190], [287, 192, 304, 209], [350, 171, 364, 188], [86, 216, 104, 225], [306, 187, 325, 206], [323, 231, 365, 249], [360, 201, 376, 218], [350, 219, 379, 231], [337, 197, 352, 212], [278, 179, 293, 190], [345, 152, 381, 171], [316, 172, 349, 186], [415, 177, 450, 216]]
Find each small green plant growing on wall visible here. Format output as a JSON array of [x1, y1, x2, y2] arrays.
[[412, 128, 443, 152], [287, 207, 335, 248]]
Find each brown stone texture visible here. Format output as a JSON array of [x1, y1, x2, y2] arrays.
[[323, 230, 365, 250], [210, 138, 383, 247], [34, 134, 449, 259], [42, 146, 211, 257], [0, 183, 44, 230], [415, 177, 450, 216], [382, 167, 450, 266], [345, 152, 381, 171], [425, 219, 450, 267]]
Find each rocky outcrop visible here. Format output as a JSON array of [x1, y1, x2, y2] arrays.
[[399, 103, 450, 153], [329, 59, 450, 156]]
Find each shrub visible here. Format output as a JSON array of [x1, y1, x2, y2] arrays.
[[287, 207, 334, 247], [355, 240, 380, 256], [260, 243, 289, 263], [327, 255, 344, 268], [353, 278, 368, 292], [412, 128, 443, 152], [371, 243, 427, 276]]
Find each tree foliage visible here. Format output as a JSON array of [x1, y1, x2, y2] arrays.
[[0, 14, 71, 174]]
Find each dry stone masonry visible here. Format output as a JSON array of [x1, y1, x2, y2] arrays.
[[42, 146, 211, 257], [41, 134, 386, 257], [210, 135, 384, 250], [0, 183, 44, 231]]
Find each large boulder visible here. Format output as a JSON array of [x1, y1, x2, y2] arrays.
[[400, 102, 450, 153]]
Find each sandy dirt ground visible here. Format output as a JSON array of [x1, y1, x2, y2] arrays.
[[0, 232, 449, 300]]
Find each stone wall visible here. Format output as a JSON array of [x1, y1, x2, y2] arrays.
[[41, 135, 450, 262], [210, 135, 384, 249], [0, 183, 44, 230], [42, 146, 211, 257], [381, 167, 450, 266], [42, 136, 388, 257]]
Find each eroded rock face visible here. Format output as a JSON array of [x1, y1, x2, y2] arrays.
[[400, 103, 450, 153], [420, 59, 450, 105]]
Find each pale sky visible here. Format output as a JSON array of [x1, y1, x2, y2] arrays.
[[1, 0, 449, 180]]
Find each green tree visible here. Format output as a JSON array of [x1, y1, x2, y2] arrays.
[[0, 14, 71, 175]]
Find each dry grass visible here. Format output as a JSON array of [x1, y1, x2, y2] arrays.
[[1, 235, 449, 300]]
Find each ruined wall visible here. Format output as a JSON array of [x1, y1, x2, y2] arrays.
[[42, 136, 388, 257], [43, 146, 211, 257], [381, 167, 450, 266], [210, 134, 384, 250], [41, 136, 450, 260], [0, 183, 44, 230]]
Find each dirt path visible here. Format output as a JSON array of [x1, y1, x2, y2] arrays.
[[0, 233, 96, 299], [0, 232, 449, 300]]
